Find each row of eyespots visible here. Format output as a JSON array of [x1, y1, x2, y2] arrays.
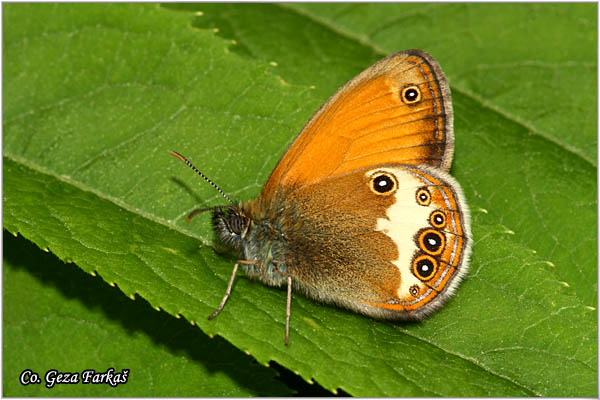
[[411, 187, 448, 291]]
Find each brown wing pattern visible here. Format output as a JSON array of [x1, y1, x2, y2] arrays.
[[261, 50, 454, 200], [271, 164, 470, 320]]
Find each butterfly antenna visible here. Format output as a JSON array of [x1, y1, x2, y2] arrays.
[[170, 151, 234, 205]]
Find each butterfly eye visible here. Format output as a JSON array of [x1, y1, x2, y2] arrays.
[[416, 188, 431, 206], [370, 172, 398, 196], [430, 210, 446, 228], [228, 214, 248, 235], [401, 85, 421, 104], [418, 229, 445, 256], [413, 254, 438, 281]]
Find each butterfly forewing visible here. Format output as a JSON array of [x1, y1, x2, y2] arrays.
[[261, 50, 454, 200]]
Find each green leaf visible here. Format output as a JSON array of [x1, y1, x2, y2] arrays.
[[189, 2, 597, 306], [3, 233, 293, 396], [3, 3, 597, 397]]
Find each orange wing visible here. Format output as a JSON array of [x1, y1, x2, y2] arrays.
[[261, 50, 454, 199]]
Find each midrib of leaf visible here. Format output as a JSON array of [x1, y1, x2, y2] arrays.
[[275, 2, 596, 168], [3, 151, 207, 245], [439, 84, 595, 168]]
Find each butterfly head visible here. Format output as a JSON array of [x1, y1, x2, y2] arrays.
[[212, 205, 251, 252], [169, 151, 254, 252]]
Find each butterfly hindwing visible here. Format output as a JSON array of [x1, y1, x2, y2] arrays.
[[273, 164, 470, 319]]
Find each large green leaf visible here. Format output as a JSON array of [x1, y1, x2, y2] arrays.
[[3, 3, 597, 396], [188, 2, 597, 306], [3, 233, 293, 396]]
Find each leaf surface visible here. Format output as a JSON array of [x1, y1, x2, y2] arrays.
[[3, 3, 597, 397], [3, 233, 293, 396]]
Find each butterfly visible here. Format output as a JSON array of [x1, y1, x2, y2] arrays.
[[172, 49, 472, 345]]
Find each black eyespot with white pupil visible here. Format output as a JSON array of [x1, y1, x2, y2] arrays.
[[425, 233, 440, 250], [413, 254, 438, 281], [401, 85, 421, 104], [416, 188, 431, 206], [409, 285, 420, 297], [370, 172, 397, 196], [417, 260, 433, 277], [430, 210, 446, 228], [374, 176, 393, 193], [418, 229, 445, 256]]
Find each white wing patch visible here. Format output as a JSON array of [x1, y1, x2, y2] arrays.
[[369, 167, 432, 299]]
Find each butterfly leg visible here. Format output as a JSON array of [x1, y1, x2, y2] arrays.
[[208, 260, 258, 320], [270, 261, 293, 346], [285, 275, 292, 346]]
